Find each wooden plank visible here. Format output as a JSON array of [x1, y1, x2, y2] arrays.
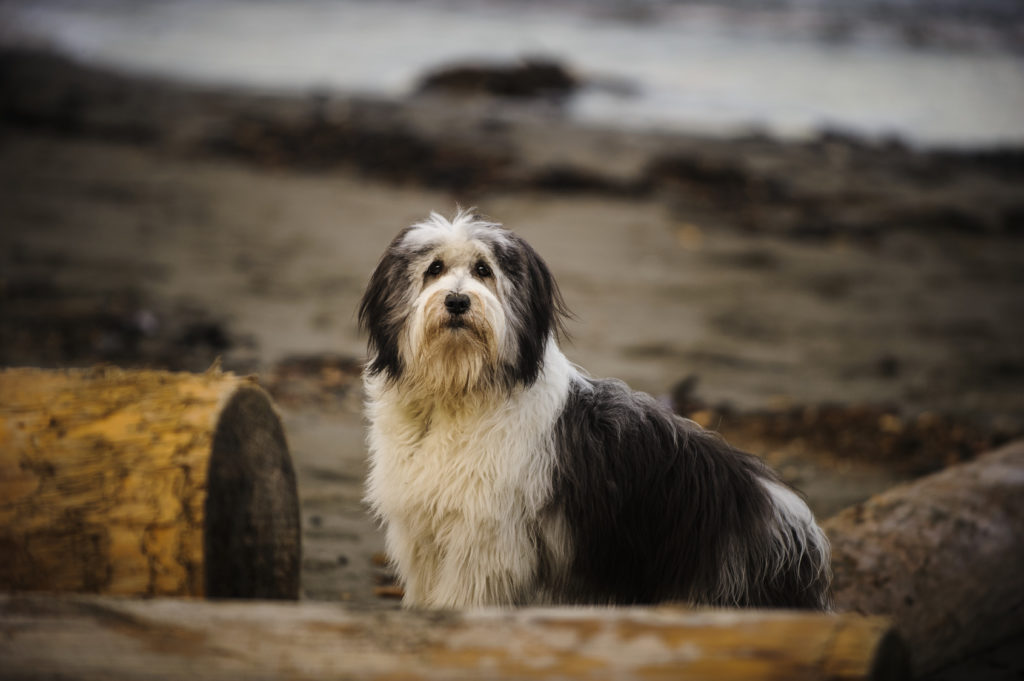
[[0, 595, 906, 681]]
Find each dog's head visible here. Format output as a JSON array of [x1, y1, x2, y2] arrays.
[[359, 210, 568, 397]]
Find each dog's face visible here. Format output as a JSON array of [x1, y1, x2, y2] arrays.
[[359, 211, 566, 397]]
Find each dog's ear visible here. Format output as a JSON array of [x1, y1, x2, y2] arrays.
[[496, 234, 571, 387], [358, 234, 412, 380]]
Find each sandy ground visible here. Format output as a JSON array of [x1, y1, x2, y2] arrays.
[[2, 49, 1023, 676], [4, 129, 1022, 591]]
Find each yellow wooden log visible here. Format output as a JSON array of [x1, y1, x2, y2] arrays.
[[0, 366, 300, 599], [0, 595, 908, 681]]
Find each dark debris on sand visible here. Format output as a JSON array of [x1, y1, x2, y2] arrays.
[[264, 354, 363, 411], [671, 375, 1023, 479], [3, 48, 1023, 236], [0, 276, 253, 374]]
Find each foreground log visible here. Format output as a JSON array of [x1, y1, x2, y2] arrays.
[[0, 367, 300, 599], [824, 439, 1024, 676], [0, 594, 907, 681]]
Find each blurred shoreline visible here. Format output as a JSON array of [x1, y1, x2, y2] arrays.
[[3, 0, 1024, 148]]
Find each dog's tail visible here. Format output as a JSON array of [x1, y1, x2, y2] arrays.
[[757, 478, 834, 610]]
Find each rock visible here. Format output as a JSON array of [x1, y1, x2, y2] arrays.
[[417, 58, 579, 99]]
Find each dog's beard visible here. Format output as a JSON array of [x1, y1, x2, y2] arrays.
[[403, 292, 503, 400]]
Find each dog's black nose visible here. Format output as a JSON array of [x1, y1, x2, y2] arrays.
[[444, 292, 471, 315]]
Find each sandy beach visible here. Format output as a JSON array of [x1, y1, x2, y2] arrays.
[[2, 46, 1023, 674]]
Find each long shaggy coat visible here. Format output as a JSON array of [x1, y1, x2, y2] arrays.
[[359, 210, 832, 609]]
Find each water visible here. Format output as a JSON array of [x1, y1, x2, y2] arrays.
[[2, 0, 1023, 148]]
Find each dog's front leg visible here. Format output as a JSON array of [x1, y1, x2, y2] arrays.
[[430, 518, 536, 608], [384, 521, 442, 608]]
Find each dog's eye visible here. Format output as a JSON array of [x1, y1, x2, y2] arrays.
[[426, 260, 444, 277], [474, 261, 493, 278]]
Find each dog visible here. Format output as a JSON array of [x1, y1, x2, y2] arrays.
[[359, 209, 832, 609]]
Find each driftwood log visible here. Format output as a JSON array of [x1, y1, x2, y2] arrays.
[[824, 439, 1024, 676], [0, 594, 907, 681], [0, 367, 300, 599]]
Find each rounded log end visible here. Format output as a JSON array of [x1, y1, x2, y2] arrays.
[[869, 628, 911, 681], [204, 386, 301, 599]]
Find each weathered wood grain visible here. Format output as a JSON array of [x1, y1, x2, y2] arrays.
[[0, 367, 300, 599], [824, 439, 1024, 675], [0, 594, 907, 681]]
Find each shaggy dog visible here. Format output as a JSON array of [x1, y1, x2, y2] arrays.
[[359, 210, 832, 609]]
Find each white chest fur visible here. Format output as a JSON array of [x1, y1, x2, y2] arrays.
[[364, 346, 573, 607]]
